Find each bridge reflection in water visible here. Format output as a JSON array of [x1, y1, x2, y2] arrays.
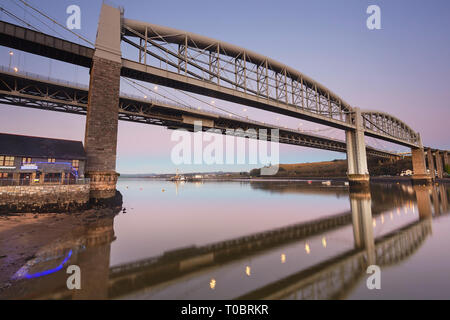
[[1, 183, 448, 300]]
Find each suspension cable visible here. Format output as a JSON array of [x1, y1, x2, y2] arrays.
[[8, 0, 66, 39], [17, 0, 94, 46], [0, 6, 40, 31]]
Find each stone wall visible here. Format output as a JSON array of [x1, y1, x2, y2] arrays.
[[0, 184, 90, 214]]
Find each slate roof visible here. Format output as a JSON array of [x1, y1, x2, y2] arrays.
[[0, 133, 86, 160]]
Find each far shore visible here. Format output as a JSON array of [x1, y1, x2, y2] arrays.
[[118, 175, 450, 184]]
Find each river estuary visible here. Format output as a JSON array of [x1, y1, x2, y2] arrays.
[[1, 179, 449, 299]]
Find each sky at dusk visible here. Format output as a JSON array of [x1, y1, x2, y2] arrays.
[[0, 0, 449, 174]]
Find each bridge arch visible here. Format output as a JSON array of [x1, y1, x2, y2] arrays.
[[121, 18, 422, 151], [361, 110, 419, 146], [122, 19, 354, 123]]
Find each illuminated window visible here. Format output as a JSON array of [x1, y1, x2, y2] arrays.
[[72, 160, 79, 170], [0, 172, 12, 179], [0, 156, 15, 166], [22, 157, 32, 164], [48, 158, 56, 163]]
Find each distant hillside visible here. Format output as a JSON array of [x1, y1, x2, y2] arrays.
[[250, 157, 413, 177], [119, 171, 246, 179], [279, 160, 348, 177]]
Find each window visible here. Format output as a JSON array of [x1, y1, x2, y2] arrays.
[[0, 172, 13, 186], [22, 157, 32, 164], [72, 160, 79, 170], [0, 172, 12, 179], [48, 158, 56, 163], [0, 156, 15, 166], [44, 172, 61, 183]]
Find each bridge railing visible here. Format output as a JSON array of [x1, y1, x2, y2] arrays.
[[0, 65, 89, 90]]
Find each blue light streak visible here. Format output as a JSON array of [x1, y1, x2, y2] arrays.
[[24, 250, 73, 279]]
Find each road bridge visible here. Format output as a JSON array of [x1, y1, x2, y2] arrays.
[[0, 68, 397, 159]]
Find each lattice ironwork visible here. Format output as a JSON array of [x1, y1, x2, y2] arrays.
[[121, 21, 353, 123], [120, 20, 420, 147], [0, 70, 396, 158], [362, 111, 420, 145]]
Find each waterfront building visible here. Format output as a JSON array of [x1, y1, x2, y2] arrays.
[[0, 133, 86, 185]]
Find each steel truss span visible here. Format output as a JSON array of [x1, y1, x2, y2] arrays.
[[0, 19, 421, 148], [121, 19, 420, 147], [0, 70, 395, 158], [362, 111, 419, 146]]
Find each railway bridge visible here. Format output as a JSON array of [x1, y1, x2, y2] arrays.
[[0, 4, 448, 199]]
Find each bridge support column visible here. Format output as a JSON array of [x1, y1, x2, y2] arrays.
[[414, 185, 432, 220], [435, 151, 444, 179], [426, 149, 436, 181], [350, 191, 375, 265], [444, 152, 449, 171], [411, 136, 432, 185], [439, 185, 448, 213], [84, 4, 122, 199], [346, 108, 369, 191]]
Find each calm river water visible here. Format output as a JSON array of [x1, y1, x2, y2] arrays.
[[2, 179, 450, 299]]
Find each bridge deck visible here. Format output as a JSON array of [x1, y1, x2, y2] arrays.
[[0, 69, 397, 158]]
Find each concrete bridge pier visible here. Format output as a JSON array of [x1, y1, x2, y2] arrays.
[[439, 185, 448, 213], [444, 152, 449, 172], [435, 151, 444, 179], [346, 108, 370, 191], [426, 149, 436, 181], [350, 191, 375, 265], [84, 4, 122, 199], [411, 136, 432, 185]]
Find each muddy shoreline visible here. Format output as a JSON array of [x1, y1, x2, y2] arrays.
[[0, 193, 122, 296]]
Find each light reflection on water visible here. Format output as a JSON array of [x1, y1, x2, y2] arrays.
[[1, 180, 449, 300]]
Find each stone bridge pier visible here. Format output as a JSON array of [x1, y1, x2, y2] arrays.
[[426, 148, 436, 181], [425, 149, 448, 182], [346, 108, 370, 191], [84, 4, 122, 199], [411, 136, 432, 185], [444, 152, 449, 173], [435, 151, 444, 179]]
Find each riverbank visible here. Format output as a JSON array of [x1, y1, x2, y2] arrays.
[[0, 207, 121, 295]]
